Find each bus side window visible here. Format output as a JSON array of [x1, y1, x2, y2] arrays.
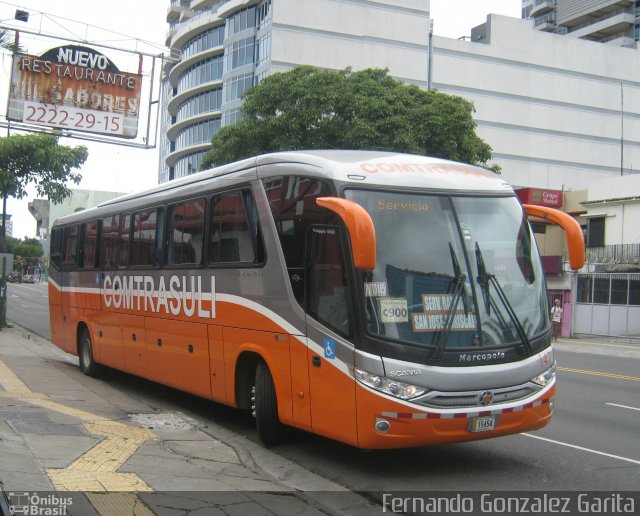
[[262, 176, 336, 304], [209, 190, 263, 265], [306, 225, 352, 337], [50, 228, 63, 270], [168, 198, 206, 266], [100, 215, 120, 270], [119, 214, 131, 268], [131, 208, 161, 267], [62, 225, 79, 269], [80, 221, 99, 269]]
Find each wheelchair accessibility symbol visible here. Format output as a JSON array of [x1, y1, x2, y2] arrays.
[[323, 338, 336, 360]]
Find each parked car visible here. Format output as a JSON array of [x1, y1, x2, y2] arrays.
[[21, 274, 35, 284], [7, 272, 20, 283]]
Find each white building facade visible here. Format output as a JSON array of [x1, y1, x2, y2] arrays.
[[159, 2, 640, 335], [434, 14, 640, 192]]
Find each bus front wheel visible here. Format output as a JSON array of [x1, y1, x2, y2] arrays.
[[79, 329, 100, 378], [254, 362, 285, 446]]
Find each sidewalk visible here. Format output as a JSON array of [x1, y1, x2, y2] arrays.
[[0, 326, 378, 515], [554, 335, 640, 360]]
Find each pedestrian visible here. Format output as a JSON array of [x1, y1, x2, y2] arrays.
[[550, 299, 563, 341]]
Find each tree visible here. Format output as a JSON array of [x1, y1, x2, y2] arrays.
[[5, 236, 43, 271], [202, 66, 496, 170], [0, 28, 13, 51], [0, 28, 22, 53], [0, 133, 88, 251], [7, 236, 43, 259]]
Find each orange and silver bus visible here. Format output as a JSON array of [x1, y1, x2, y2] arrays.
[[48, 151, 584, 449]]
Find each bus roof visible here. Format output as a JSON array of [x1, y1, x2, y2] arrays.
[[53, 150, 513, 226]]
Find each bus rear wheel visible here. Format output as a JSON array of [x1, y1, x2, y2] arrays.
[[253, 362, 286, 446], [79, 329, 101, 378]]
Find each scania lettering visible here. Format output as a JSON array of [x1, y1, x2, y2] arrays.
[[389, 369, 422, 377], [48, 151, 584, 448]]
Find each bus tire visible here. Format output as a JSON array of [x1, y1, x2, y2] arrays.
[[254, 362, 285, 446], [79, 329, 100, 378]]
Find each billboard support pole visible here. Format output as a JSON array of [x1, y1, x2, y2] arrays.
[[145, 54, 157, 147]]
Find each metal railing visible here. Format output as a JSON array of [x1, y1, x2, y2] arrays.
[[585, 244, 640, 264], [533, 0, 557, 8], [534, 12, 557, 26], [568, 8, 634, 34], [600, 30, 634, 43]]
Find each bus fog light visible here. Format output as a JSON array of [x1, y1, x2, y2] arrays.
[[375, 418, 391, 433]]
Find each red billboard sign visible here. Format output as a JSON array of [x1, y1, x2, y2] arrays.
[[7, 44, 142, 138], [516, 188, 563, 208]]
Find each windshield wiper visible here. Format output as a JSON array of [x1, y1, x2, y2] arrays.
[[430, 244, 470, 361], [475, 243, 533, 355], [449, 243, 469, 316]]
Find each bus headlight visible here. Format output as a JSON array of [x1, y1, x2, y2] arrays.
[[531, 363, 556, 387], [352, 367, 427, 400]]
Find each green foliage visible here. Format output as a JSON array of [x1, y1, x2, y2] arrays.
[[6, 236, 43, 259], [0, 28, 23, 53], [202, 66, 496, 170], [5, 235, 43, 270], [0, 133, 87, 203]]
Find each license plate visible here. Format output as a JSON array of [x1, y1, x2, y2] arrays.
[[468, 415, 498, 433]]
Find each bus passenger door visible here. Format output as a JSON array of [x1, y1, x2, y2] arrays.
[[289, 334, 311, 431], [305, 226, 358, 447], [60, 225, 80, 354], [48, 273, 65, 348], [306, 323, 357, 447], [48, 228, 65, 348]]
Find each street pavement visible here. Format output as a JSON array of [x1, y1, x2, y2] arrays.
[[0, 325, 378, 516]]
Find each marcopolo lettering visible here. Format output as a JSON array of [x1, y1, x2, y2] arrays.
[[103, 274, 216, 318], [458, 351, 506, 363]]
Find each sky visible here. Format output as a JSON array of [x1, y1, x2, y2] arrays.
[[430, 1, 521, 39], [0, 0, 522, 239]]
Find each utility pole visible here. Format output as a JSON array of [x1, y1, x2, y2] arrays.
[[620, 82, 624, 176], [427, 19, 434, 91]]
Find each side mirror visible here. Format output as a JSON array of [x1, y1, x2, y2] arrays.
[[316, 197, 376, 270], [523, 204, 585, 270]]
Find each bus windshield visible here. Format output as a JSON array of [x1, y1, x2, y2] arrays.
[[345, 189, 549, 355]]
